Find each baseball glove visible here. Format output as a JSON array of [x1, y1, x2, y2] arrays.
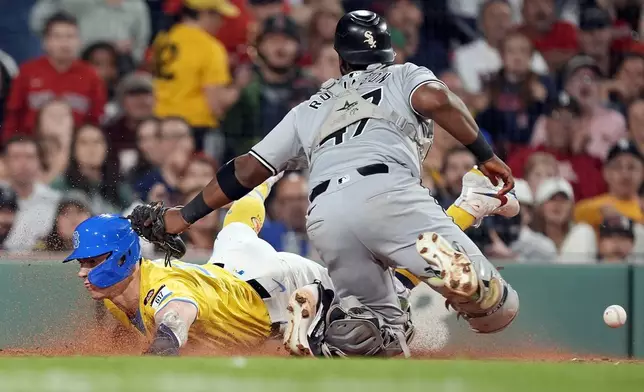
[[128, 201, 187, 265]]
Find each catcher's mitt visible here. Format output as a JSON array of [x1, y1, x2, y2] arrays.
[[128, 201, 187, 265]]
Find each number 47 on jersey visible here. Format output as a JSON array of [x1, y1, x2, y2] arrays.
[[318, 88, 383, 148]]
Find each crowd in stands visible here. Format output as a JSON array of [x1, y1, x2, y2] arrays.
[[0, 0, 643, 264]]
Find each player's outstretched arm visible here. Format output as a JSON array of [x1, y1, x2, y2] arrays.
[[162, 154, 273, 234], [410, 83, 515, 195], [145, 301, 198, 356]]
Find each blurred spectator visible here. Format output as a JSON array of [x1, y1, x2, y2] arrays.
[[179, 153, 217, 195], [127, 117, 162, 199], [34, 0, 151, 64], [531, 177, 597, 262], [132, 116, 194, 203], [160, 116, 195, 155], [310, 44, 342, 85], [386, 0, 449, 73], [3, 12, 106, 140], [597, 215, 635, 262], [604, 53, 644, 115], [628, 98, 644, 154], [490, 177, 558, 262], [81, 42, 121, 102], [304, 3, 343, 66], [214, 0, 256, 66], [519, 0, 578, 71], [34, 99, 74, 184], [35, 196, 92, 251], [507, 93, 606, 200], [2, 136, 61, 251], [531, 55, 627, 161], [454, 0, 548, 94], [577, 7, 614, 77], [151, 0, 241, 158], [435, 147, 476, 208], [260, 171, 310, 255], [0, 49, 18, 128], [575, 139, 644, 229], [103, 72, 155, 156], [523, 151, 559, 195], [476, 30, 554, 148], [180, 187, 220, 251], [222, 15, 318, 160], [51, 124, 132, 214], [0, 185, 18, 250]]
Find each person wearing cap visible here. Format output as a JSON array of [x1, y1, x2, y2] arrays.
[[530, 55, 627, 161], [0, 185, 18, 250], [578, 7, 615, 77], [518, 0, 578, 72], [575, 138, 644, 230], [221, 14, 318, 160], [454, 0, 549, 94], [151, 0, 242, 156], [531, 177, 597, 263], [103, 72, 156, 155], [508, 92, 607, 200], [597, 215, 635, 263], [504, 177, 558, 263]]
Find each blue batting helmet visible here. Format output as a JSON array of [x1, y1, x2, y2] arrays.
[[63, 214, 141, 289]]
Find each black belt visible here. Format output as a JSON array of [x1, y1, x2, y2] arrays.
[[213, 263, 270, 299], [309, 163, 389, 203]]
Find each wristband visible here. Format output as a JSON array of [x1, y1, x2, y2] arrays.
[[181, 191, 213, 224], [465, 131, 494, 162], [145, 323, 180, 356]]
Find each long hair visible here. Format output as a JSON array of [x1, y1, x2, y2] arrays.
[[64, 125, 123, 208], [41, 198, 92, 251], [128, 117, 161, 181]]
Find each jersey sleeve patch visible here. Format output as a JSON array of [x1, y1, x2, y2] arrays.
[[150, 285, 173, 310]]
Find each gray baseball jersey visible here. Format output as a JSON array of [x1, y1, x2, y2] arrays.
[[249, 62, 444, 185]]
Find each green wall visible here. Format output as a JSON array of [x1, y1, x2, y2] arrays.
[[0, 260, 640, 358]]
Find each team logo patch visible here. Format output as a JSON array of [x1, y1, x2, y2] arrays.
[[364, 31, 377, 48], [143, 289, 155, 305], [150, 285, 172, 310], [72, 231, 80, 249]]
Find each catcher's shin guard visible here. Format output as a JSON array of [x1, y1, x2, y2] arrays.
[[283, 281, 415, 358], [416, 232, 519, 333]]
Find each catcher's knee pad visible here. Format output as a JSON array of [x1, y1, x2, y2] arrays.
[[319, 297, 415, 358], [461, 279, 519, 334]]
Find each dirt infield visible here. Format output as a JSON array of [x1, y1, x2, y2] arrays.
[[0, 324, 629, 362]]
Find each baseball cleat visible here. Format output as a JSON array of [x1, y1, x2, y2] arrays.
[[283, 284, 319, 356], [454, 168, 519, 226], [416, 232, 479, 299]]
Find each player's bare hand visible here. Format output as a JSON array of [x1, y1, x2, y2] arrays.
[[164, 208, 191, 234], [479, 155, 515, 196]]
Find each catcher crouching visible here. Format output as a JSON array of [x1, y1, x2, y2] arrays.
[[64, 177, 333, 355]]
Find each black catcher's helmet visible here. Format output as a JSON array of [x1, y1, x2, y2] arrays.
[[334, 10, 395, 66]]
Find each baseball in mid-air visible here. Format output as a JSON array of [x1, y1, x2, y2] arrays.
[[603, 305, 627, 328]]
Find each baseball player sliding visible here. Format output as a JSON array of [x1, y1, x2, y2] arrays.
[[129, 10, 520, 358], [67, 172, 515, 355]]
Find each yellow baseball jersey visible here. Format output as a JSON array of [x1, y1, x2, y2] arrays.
[[151, 24, 231, 127], [104, 258, 272, 348], [574, 193, 644, 230]]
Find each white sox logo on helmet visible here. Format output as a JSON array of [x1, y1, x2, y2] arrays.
[[364, 31, 376, 48], [72, 231, 80, 249]]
